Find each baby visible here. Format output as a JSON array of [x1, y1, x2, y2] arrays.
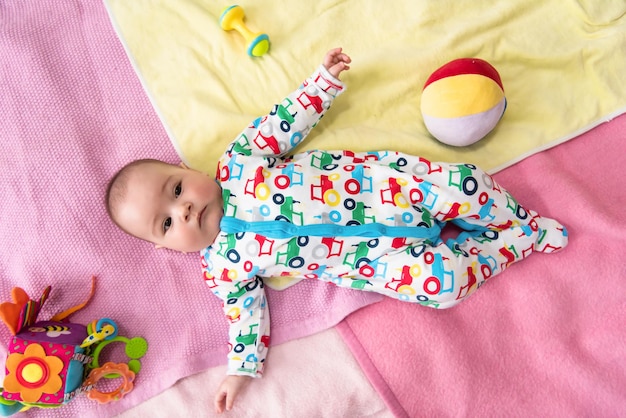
[[106, 48, 568, 413]]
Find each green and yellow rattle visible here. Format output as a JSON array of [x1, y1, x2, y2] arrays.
[[219, 5, 270, 57]]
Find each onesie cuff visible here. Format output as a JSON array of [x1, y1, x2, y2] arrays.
[[315, 65, 346, 97], [227, 359, 264, 378]]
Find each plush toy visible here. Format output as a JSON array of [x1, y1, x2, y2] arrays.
[[421, 58, 506, 147], [0, 278, 148, 416]]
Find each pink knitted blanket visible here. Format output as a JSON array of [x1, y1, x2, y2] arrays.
[[0, 2, 379, 417]]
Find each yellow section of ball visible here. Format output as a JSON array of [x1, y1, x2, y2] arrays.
[[422, 74, 504, 118]]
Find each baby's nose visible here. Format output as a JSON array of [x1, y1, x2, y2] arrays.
[[178, 202, 192, 221]]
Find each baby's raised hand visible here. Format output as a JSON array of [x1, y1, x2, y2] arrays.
[[323, 47, 351, 79]]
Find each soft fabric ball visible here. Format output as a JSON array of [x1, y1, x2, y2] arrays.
[[421, 58, 506, 147]]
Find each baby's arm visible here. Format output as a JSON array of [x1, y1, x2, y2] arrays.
[[209, 275, 269, 377], [201, 244, 270, 409], [204, 272, 269, 412], [223, 48, 350, 160]]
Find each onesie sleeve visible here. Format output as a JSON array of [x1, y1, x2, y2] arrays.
[[201, 251, 270, 377], [223, 65, 345, 159]]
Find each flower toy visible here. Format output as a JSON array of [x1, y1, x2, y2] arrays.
[[0, 277, 148, 416]]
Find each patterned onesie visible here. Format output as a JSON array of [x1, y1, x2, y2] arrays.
[[200, 66, 568, 377]]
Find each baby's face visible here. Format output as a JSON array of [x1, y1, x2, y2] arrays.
[[115, 162, 223, 253]]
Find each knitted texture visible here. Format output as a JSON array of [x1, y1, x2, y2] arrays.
[[0, 2, 380, 417]]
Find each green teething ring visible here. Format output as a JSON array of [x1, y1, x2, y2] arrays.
[[89, 335, 148, 377]]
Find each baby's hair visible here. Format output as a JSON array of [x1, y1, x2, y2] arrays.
[[105, 158, 170, 232]]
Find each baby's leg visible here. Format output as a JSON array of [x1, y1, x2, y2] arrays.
[[401, 157, 568, 252], [368, 222, 554, 309]]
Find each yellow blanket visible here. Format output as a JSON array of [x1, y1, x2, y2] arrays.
[[105, 0, 625, 173], [104, 0, 625, 288]]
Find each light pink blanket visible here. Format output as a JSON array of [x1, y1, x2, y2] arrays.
[[338, 113, 626, 416], [0, 2, 379, 417]]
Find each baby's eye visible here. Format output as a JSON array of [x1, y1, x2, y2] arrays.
[[174, 182, 182, 197], [163, 217, 172, 233]]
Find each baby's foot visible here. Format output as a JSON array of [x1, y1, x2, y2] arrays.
[[530, 215, 568, 253]]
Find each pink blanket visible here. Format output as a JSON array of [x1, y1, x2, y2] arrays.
[[0, 2, 379, 417], [338, 113, 626, 416]]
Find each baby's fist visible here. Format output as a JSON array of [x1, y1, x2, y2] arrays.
[[323, 47, 351, 79]]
